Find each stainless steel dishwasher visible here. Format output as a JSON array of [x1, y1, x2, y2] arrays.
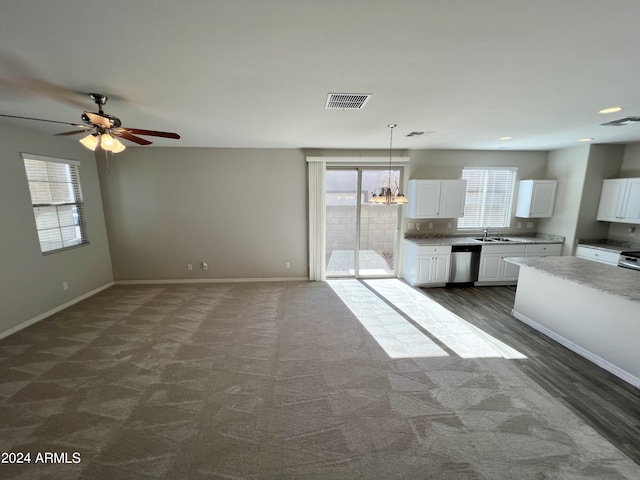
[[448, 244, 481, 285]]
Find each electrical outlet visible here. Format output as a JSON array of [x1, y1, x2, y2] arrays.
[[285, 261, 291, 269], [187, 263, 193, 271], [527, 222, 534, 228], [408, 222, 415, 230], [416, 223, 420, 231], [428, 223, 433, 229], [202, 262, 208, 270], [447, 222, 452, 229], [62, 281, 68, 291], [517, 222, 522, 229]]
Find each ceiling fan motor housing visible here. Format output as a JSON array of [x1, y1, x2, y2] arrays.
[[82, 112, 121, 128]]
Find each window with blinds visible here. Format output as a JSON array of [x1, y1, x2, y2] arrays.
[[458, 167, 517, 229], [22, 153, 88, 254]]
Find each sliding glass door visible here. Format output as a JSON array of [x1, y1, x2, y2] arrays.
[[325, 167, 401, 278]]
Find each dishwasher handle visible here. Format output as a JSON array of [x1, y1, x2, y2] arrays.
[[451, 244, 482, 253]]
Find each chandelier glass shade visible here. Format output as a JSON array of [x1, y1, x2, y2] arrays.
[[368, 124, 407, 205]]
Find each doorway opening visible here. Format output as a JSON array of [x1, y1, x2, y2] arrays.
[[325, 168, 402, 278]]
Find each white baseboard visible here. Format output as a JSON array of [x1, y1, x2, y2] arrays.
[[511, 309, 640, 389], [0, 281, 115, 341], [114, 277, 309, 285]]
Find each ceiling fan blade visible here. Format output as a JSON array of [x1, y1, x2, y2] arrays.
[[122, 128, 180, 139], [114, 130, 152, 145], [0, 53, 88, 109], [84, 111, 111, 128], [0, 113, 81, 127], [56, 129, 89, 136]]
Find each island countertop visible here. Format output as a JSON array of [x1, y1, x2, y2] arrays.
[[506, 256, 640, 304]]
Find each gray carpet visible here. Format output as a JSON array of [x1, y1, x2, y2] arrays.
[[1, 281, 639, 479]]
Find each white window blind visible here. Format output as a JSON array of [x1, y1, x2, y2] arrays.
[[22, 154, 88, 254], [458, 167, 517, 229]]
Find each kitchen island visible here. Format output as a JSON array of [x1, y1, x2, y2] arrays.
[[506, 256, 640, 388]]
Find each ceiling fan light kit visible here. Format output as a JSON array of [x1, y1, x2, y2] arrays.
[[79, 134, 99, 151], [99, 132, 126, 153], [0, 92, 180, 154]]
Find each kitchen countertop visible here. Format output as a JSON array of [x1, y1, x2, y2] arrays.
[[506, 256, 640, 304], [577, 239, 640, 253], [404, 234, 564, 247]]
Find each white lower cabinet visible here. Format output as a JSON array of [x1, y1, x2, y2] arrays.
[[403, 240, 562, 287], [476, 243, 562, 285], [416, 255, 450, 284], [524, 243, 563, 257], [403, 241, 451, 286], [476, 244, 526, 285], [575, 245, 620, 265]]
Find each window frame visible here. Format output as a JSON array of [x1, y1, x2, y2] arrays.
[[21, 153, 89, 255], [458, 166, 518, 230]]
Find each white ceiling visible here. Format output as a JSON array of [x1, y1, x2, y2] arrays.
[[2, 0, 640, 151]]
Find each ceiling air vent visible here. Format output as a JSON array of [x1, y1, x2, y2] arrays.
[[325, 93, 371, 110], [600, 116, 640, 126]]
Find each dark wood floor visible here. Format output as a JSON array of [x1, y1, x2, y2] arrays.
[[420, 285, 640, 465]]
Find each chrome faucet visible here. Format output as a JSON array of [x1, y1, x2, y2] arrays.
[[482, 227, 489, 241]]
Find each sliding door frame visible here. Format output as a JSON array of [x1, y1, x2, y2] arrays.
[[307, 156, 409, 281]]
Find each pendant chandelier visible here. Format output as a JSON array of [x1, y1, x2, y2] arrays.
[[369, 124, 408, 205]]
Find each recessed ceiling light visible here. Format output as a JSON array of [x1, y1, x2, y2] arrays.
[[599, 107, 622, 114], [579, 138, 593, 142], [499, 136, 512, 141]]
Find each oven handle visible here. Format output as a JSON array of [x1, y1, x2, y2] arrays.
[[619, 257, 640, 270]]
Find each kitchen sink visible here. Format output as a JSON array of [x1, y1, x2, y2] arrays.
[[472, 237, 520, 243]]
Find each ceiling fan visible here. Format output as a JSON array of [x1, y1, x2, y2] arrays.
[[0, 93, 180, 153]]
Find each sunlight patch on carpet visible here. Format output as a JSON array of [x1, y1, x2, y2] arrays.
[[365, 279, 526, 359], [327, 280, 449, 359]]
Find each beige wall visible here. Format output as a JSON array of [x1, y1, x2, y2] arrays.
[[97, 147, 308, 281], [538, 144, 626, 254], [537, 146, 589, 255], [576, 144, 625, 241], [0, 124, 113, 335], [620, 143, 640, 177]]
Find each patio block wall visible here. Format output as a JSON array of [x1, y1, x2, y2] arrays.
[[326, 205, 397, 253]]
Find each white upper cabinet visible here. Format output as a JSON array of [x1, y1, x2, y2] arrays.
[[407, 179, 467, 219], [515, 180, 557, 218], [596, 178, 640, 224]]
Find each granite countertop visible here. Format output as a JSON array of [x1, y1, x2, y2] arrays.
[[405, 233, 564, 247], [506, 256, 640, 304], [577, 239, 640, 254]]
